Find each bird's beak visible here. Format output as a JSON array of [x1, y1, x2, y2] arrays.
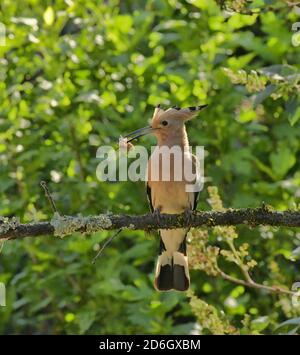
[[124, 125, 154, 143]]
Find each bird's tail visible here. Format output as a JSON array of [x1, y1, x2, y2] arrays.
[[154, 232, 190, 291]]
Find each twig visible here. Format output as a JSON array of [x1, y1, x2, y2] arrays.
[[40, 181, 59, 214], [218, 269, 296, 296], [91, 229, 122, 264], [226, 239, 254, 284]]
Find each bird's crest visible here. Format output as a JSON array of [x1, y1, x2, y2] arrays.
[[152, 104, 207, 122]]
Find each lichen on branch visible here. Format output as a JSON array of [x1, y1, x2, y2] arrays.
[[50, 213, 113, 238]]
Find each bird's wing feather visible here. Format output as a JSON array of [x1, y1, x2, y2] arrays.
[[159, 105, 207, 121], [146, 183, 154, 212], [193, 191, 199, 211], [192, 154, 200, 211]]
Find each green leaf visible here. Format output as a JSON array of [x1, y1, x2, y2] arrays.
[[251, 316, 270, 332], [276, 317, 300, 328], [287, 102, 300, 126], [270, 147, 296, 179], [250, 156, 277, 180], [43, 6, 54, 26], [253, 84, 276, 107], [78, 311, 97, 334]]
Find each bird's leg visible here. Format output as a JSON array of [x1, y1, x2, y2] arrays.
[[184, 208, 194, 226]]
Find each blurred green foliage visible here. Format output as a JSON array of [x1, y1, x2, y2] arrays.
[[0, 0, 300, 334]]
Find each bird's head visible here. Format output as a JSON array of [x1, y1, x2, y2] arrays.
[[124, 104, 207, 143]]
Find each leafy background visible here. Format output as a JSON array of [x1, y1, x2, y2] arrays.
[[0, 0, 300, 334]]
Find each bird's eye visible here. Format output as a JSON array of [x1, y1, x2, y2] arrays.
[[161, 121, 168, 126]]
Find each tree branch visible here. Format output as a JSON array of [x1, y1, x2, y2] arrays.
[[1, 207, 300, 240], [218, 269, 296, 296]]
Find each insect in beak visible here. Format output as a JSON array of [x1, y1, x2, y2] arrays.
[[123, 125, 155, 143]]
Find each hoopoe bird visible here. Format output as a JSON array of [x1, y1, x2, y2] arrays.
[[124, 105, 207, 291]]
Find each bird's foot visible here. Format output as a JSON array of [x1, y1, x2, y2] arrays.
[[184, 208, 194, 226], [153, 208, 163, 224]]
